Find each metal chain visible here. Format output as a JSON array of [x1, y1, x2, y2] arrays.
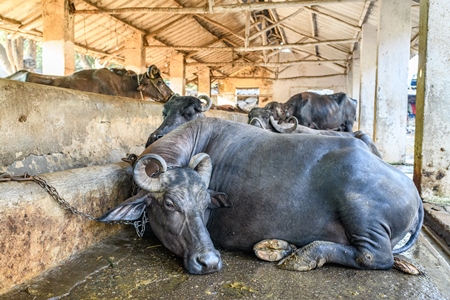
[[32, 175, 98, 221], [1, 170, 148, 238], [137, 73, 144, 101]]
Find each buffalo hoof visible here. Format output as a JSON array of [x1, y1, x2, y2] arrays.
[[253, 239, 297, 262], [393, 257, 424, 275], [276, 244, 326, 272]]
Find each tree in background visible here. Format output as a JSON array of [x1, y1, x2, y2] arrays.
[[0, 30, 120, 76]]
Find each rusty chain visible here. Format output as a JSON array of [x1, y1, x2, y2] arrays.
[[136, 73, 144, 101], [0, 158, 148, 238]]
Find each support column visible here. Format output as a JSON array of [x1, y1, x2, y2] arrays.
[[414, 0, 450, 201], [358, 23, 377, 136], [124, 32, 145, 73], [350, 49, 360, 130], [170, 52, 185, 95], [42, 0, 74, 75], [197, 67, 211, 97], [374, 0, 411, 163], [350, 49, 360, 101]]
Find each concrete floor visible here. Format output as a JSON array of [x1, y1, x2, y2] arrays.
[[1, 227, 449, 300]]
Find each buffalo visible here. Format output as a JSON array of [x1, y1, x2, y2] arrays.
[[248, 107, 382, 158], [5, 65, 174, 102], [99, 117, 423, 275], [145, 94, 212, 147], [281, 92, 357, 132]]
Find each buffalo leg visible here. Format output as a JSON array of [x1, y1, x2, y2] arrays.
[[277, 240, 394, 271]]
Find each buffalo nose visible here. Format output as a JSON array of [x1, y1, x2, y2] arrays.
[[191, 251, 222, 274], [145, 133, 164, 147]]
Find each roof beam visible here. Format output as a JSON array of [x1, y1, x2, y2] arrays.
[[194, 15, 245, 41], [79, 0, 146, 35], [145, 39, 357, 52], [0, 14, 22, 26], [187, 59, 347, 67], [72, 0, 367, 15], [247, 8, 304, 42], [212, 73, 344, 80]]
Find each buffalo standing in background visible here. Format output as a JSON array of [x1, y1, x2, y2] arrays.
[[5, 65, 174, 102], [267, 92, 357, 132]]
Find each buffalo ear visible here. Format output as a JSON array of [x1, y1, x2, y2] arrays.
[[208, 190, 232, 209], [97, 190, 151, 222], [188, 153, 212, 188]]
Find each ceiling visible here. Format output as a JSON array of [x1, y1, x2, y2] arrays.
[[0, 0, 420, 85]]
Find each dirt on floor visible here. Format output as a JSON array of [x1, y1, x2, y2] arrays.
[[1, 227, 449, 300]]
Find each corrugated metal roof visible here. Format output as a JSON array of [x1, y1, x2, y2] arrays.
[[0, 0, 420, 84]]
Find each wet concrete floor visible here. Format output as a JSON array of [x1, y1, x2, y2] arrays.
[[2, 227, 449, 300]]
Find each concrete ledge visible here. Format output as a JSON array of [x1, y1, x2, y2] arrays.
[[423, 203, 450, 247], [0, 162, 133, 294], [0, 79, 247, 176]]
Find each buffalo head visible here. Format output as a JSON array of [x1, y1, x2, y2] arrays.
[[248, 107, 298, 133], [137, 65, 174, 102], [98, 153, 231, 274], [264, 101, 291, 121], [145, 94, 212, 147], [248, 107, 273, 129]]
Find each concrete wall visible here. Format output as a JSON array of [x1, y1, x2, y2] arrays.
[[217, 77, 273, 106], [0, 79, 247, 294], [215, 63, 348, 107], [272, 75, 348, 102], [0, 79, 247, 176], [0, 79, 161, 176], [414, 0, 450, 202], [0, 162, 132, 294], [271, 63, 348, 102]]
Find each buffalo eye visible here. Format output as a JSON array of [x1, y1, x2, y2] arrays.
[[164, 200, 175, 210]]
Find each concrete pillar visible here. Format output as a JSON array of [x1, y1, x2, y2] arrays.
[[42, 0, 75, 75], [350, 49, 360, 130], [124, 31, 145, 74], [359, 23, 377, 136], [374, 0, 411, 163], [413, 0, 450, 201], [197, 67, 211, 97], [170, 52, 185, 95], [351, 49, 360, 101]]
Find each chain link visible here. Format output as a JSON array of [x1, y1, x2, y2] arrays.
[[137, 73, 144, 101], [32, 175, 98, 221], [1, 170, 148, 238]]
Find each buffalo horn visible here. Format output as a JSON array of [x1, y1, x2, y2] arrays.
[[269, 116, 297, 133], [147, 65, 160, 79], [188, 153, 212, 188], [133, 154, 167, 192], [198, 95, 212, 112], [248, 117, 266, 129]]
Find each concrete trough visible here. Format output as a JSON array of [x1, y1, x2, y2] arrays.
[[0, 162, 132, 294]]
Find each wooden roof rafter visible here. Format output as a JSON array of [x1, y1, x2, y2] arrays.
[[71, 0, 368, 16], [145, 39, 358, 52]]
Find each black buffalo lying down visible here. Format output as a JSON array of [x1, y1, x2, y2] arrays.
[[248, 108, 383, 159], [5, 65, 174, 102], [99, 118, 423, 275]]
